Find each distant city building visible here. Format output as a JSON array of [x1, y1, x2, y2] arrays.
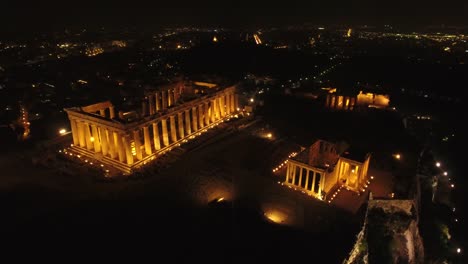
[[284, 139, 371, 200], [64, 81, 239, 173]]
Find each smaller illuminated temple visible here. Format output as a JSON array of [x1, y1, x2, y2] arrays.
[[284, 139, 371, 200], [324, 89, 390, 111]]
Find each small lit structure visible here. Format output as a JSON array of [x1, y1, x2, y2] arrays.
[[284, 139, 371, 200]]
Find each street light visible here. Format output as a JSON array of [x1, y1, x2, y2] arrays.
[[457, 248, 461, 254], [59, 128, 67, 135], [436, 162, 441, 167], [443, 171, 448, 176]]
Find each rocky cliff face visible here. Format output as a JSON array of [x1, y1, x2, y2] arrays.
[[345, 199, 424, 264]]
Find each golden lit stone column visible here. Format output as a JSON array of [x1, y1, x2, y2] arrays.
[[185, 109, 191, 135], [155, 92, 161, 111], [205, 102, 211, 125], [99, 127, 108, 156], [230, 93, 236, 112], [133, 129, 143, 160], [91, 125, 101, 152], [298, 166, 303, 187], [191, 107, 198, 132], [212, 99, 218, 122], [291, 165, 297, 185], [225, 94, 231, 115], [320, 174, 326, 197], [99, 109, 105, 117], [178, 112, 185, 139], [198, 104, 204, 128], [143, 126, 152, 155], [310, 171, 316, 193], [168, 89, 173, 107], [162, 90, 168, 109], [77, 121, 86, 148], [122, 135, 134, 165], [152, 122, 161, 150], [219, 96, 225, 117], [285, 163, 290, 183], [149, 95, 155, 115], [108, 130, 116, 159], [109, 106, 116, 119], [69, 119, 79, 146], [116, 133, 125, 163], [304, 171, 310, 191], [174, 87, 179, 102], [169, 115, 177, 143], [161, 118, 169, 147], [84, 124, 93, 150]]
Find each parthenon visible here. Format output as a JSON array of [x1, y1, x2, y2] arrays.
[[64, 81, 239, 173]]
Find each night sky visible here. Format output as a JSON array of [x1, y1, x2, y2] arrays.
[[2, 0, 468, 32]]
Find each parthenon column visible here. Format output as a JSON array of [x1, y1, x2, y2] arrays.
[[185, 109, 191, 135], [219, 96, 225, 117], [122, 135, 134, 165], [91, 125, 101, 153], [191, 107, 198, 132], [143, 126, 152, 155], [77, 121, 86, 148], [298, 166, 303, 187], [155, 92, 161, 111], [174, 87, 179, 102], [168, 89, 173, 107], [152, 122, 161, 150], [230, 93, 236, 112], [149, 95, 155, 115], [84, 124, 93, 150], [109, 106, 115, 119], [162, 90, 168, 109], [99, 127, 108, 156], [116, 133, 126, 163], [204, 102, 210, 125], [69, 119, 79, 145], [212, 99, 218, 122], [178, 112, 185, 139], [224, 93, 231, 115], [169, 115, 177, 143], [198, 104, 204, 128], [161, 118, 169, 147], [133, 129, 143, 160], [108, 130, 116, 159], [285, 163, 290, 183]]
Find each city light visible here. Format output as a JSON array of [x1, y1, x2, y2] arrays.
[[443, 171, 448, 176], [394, 153, 401, 160], [451, 184, 455, 188], [59, 128, 67, 135], [267, 133, 272, 138], [457, 248, 461, 254], [436, 162, 441, 167], [250, 98, 254, 103], [90, 137, 95, 142]]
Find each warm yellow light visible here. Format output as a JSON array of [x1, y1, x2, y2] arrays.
[[267, 133, 272, 138], [90, 137, 95, 142], [216, 197, 224, 202], [394, 154, 401, 160], [213, 36, 218, 42], [250, 98, 254, 103], [59, 128, 67, 135]]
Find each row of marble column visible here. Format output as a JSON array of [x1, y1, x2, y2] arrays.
[[70, 91, 237, 166], [325, 94, 356, 111], [143, 85, 185, 116], [285, 162, 324, 196]]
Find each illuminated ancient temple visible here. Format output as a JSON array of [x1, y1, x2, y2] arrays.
[[64, 81, 238, 173], [284, 140, 371, 200], [325, 90, 390, 111]]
